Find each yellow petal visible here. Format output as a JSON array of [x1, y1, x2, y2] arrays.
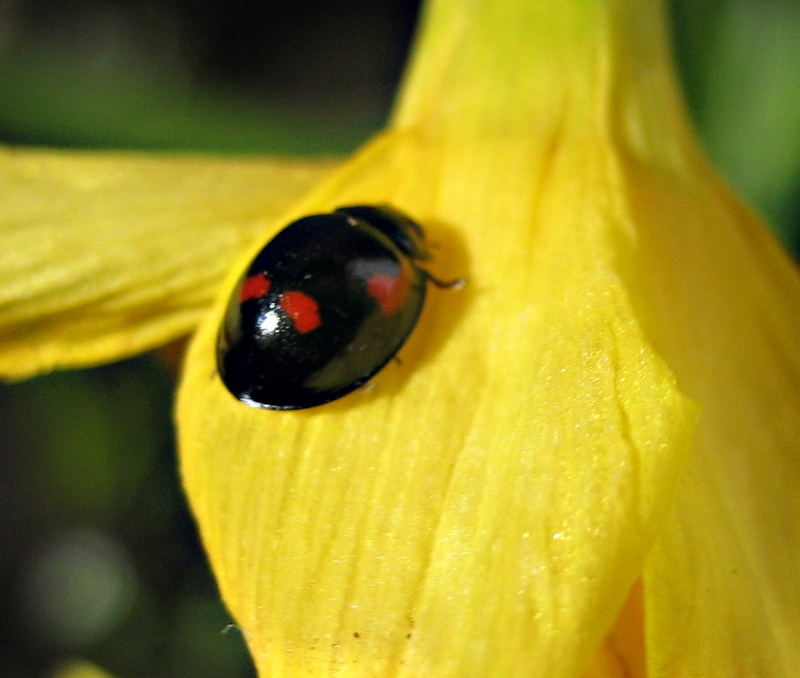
[[0, 147, 339, 379], [177, 0, 701, 667], [583, 581, 645, 678], [179, 0, 800, 675], [630, 127, 800, 677], [50, 660, 115, 678], [178, 128, 695, 676], [576, 3, 800, 674]]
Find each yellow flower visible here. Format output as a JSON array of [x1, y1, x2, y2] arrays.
[[2, 0, 799, 676], [51, 660, 115, 678]]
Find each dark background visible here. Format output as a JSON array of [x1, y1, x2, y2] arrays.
[[0, 1, 798, 676]]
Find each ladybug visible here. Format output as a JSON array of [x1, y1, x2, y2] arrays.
[[217, 205, 460, 410]]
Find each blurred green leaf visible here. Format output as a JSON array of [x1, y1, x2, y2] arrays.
[[23, 530, 137, 648], [0, 48, 383, 154], [7, 359, 169, 520], [701, 1, 800, 241], [670, 0, 800, 250]]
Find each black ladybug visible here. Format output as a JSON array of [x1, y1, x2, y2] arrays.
[[217, 205, 460, 410]]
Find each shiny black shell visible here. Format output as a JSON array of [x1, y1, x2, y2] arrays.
[[217, 205, 432, 410]]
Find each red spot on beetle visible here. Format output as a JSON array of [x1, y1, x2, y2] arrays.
[[279, 291, 321, 333], [240, 273, 272, 302], [367, 270, 410, 315]]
